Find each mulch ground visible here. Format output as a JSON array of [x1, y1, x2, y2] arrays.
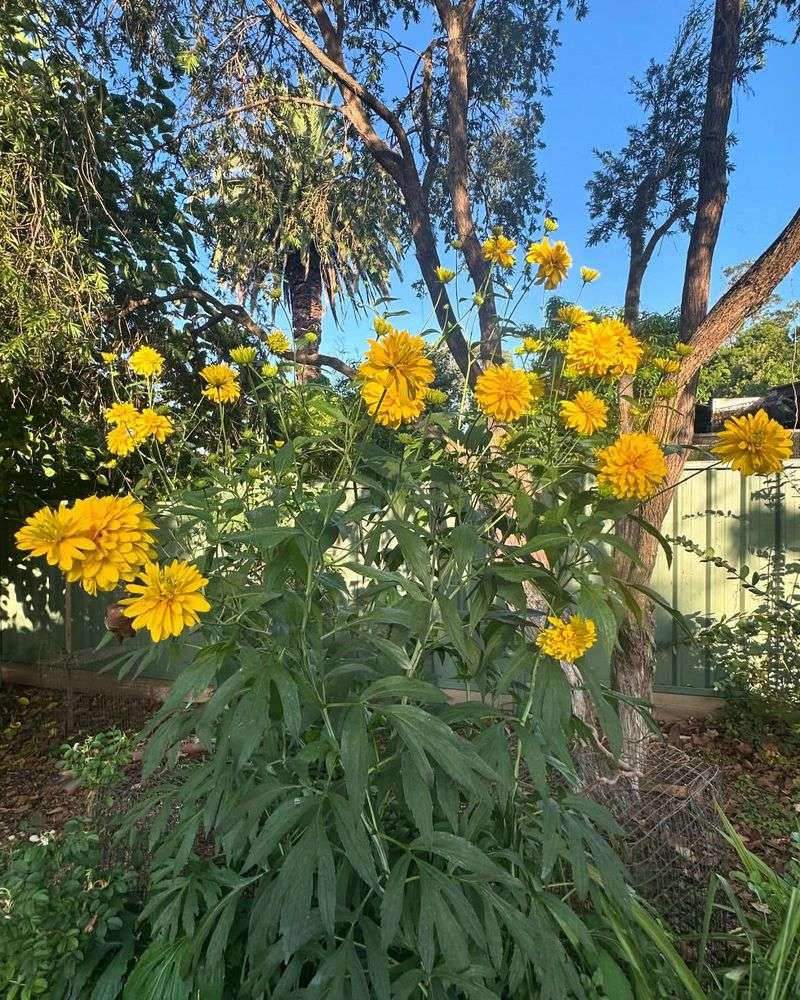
[[663, 707, 800, 872], [0, 683, 157, 844]]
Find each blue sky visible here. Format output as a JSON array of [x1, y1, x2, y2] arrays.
[[323, 1, 799, 361]]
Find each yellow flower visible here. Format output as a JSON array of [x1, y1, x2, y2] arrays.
[[565, 319, 643, 378], [373, 316, 394, 337], [107, 422, 144, 456], [653, 356, 680, 374], [423, 387, 448, 406], [596, 433, 668, 500], [525, 238, 572, 289], [200, 364, 241, 404], [474, 365, 534, 422], [105, 402, 139, 426], [100, 351, 117, 364], [564, 321, 620, 377], [269, 286, 282, 301], [266, 331, 290, 355], [435, 266, 456, 283], [712, 409, 792, 477], [15, 504, 95, 572], [606, 319, 644, 375], [135, 408, 174, 442], [521, 337, 545, 352], [560, 391, 608, 436], [303, 332, 318, 344], [361, 375, 426, 427], [120, 560, 210, 642], [472, 292, 485, 307], [359, 329, 435, 401], [230, 346, 257, 365], [580, 267, 600, 283], [556, 304, 591, 327], [527, 372, 546, 410], [536, 615, 597, 661], [260, 362, 279, 379], [482, 233, 517, 268], [65, 495, 156, 595], [544, 216, 558, 233], [128, 346, 164, 378], [675, 343, 694, 357]]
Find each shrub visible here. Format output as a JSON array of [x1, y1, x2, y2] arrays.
[[0, 819, 138, 999]]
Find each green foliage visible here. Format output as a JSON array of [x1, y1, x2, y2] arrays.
[[96, 379, 706, 998], [0, 820, 138, 999], [60, 730, 133, 791], [0, 2, 200, 516], [697, 305, 799, 401], [701, 814, 800, 999], [587, 5, 708, 254], [193, 81, 404, 318]]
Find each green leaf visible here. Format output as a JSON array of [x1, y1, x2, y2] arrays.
[[244, 795, 317, 869], [316, 818, 337, 937], [362, 917, 391, 1000], [331, 794, 378, 888], [402, 751, 433, 844], [576, 580, 618, 662], [413, 832, 516, 885], [341, 706, 370, 811], [381, 854, 411, 950], [387, 520, 432, 591], [361, 676, 445, 704]]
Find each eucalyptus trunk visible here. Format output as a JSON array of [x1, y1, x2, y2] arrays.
[[285, 247, 323, 382]]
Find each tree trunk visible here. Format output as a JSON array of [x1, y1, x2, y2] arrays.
[[438, 0, 501, 361], [612, 604, 656, 765], [611, 1, 742, 758], [618, 233, 645, 433], [679, 0, 741, 344], [285, 247, 323, 382]]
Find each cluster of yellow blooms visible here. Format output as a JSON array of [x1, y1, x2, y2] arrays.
[[15, 497, 210, 641], [536, 615, 597, 662], [105, 402, 174, 457], [200, 363, 241, 404], [357, 326, 435, 427], [16, 496, 155, 595], [564, 318, 644, 378]]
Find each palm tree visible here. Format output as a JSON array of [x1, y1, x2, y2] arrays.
[[198, 84, 404, 375]]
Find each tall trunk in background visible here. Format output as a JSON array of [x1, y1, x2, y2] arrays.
[[612, 0, 742, 758], [285, 247, 323, 382], [437, 0, 501, 361]]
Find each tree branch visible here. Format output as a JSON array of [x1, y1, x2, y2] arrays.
[[114, 287, 357, 378], [261, 0, 409, 175], [681, 205, 800, 380], [176, 95, 344, 142]]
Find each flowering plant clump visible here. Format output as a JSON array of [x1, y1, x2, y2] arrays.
[[12, 221, 784, 999]]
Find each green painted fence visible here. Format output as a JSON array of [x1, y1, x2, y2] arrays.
[[651, 460, 800, 694], [3, 462, 799, 693]]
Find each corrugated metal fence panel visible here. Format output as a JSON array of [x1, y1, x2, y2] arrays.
[[654, 461, 800, 694]]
